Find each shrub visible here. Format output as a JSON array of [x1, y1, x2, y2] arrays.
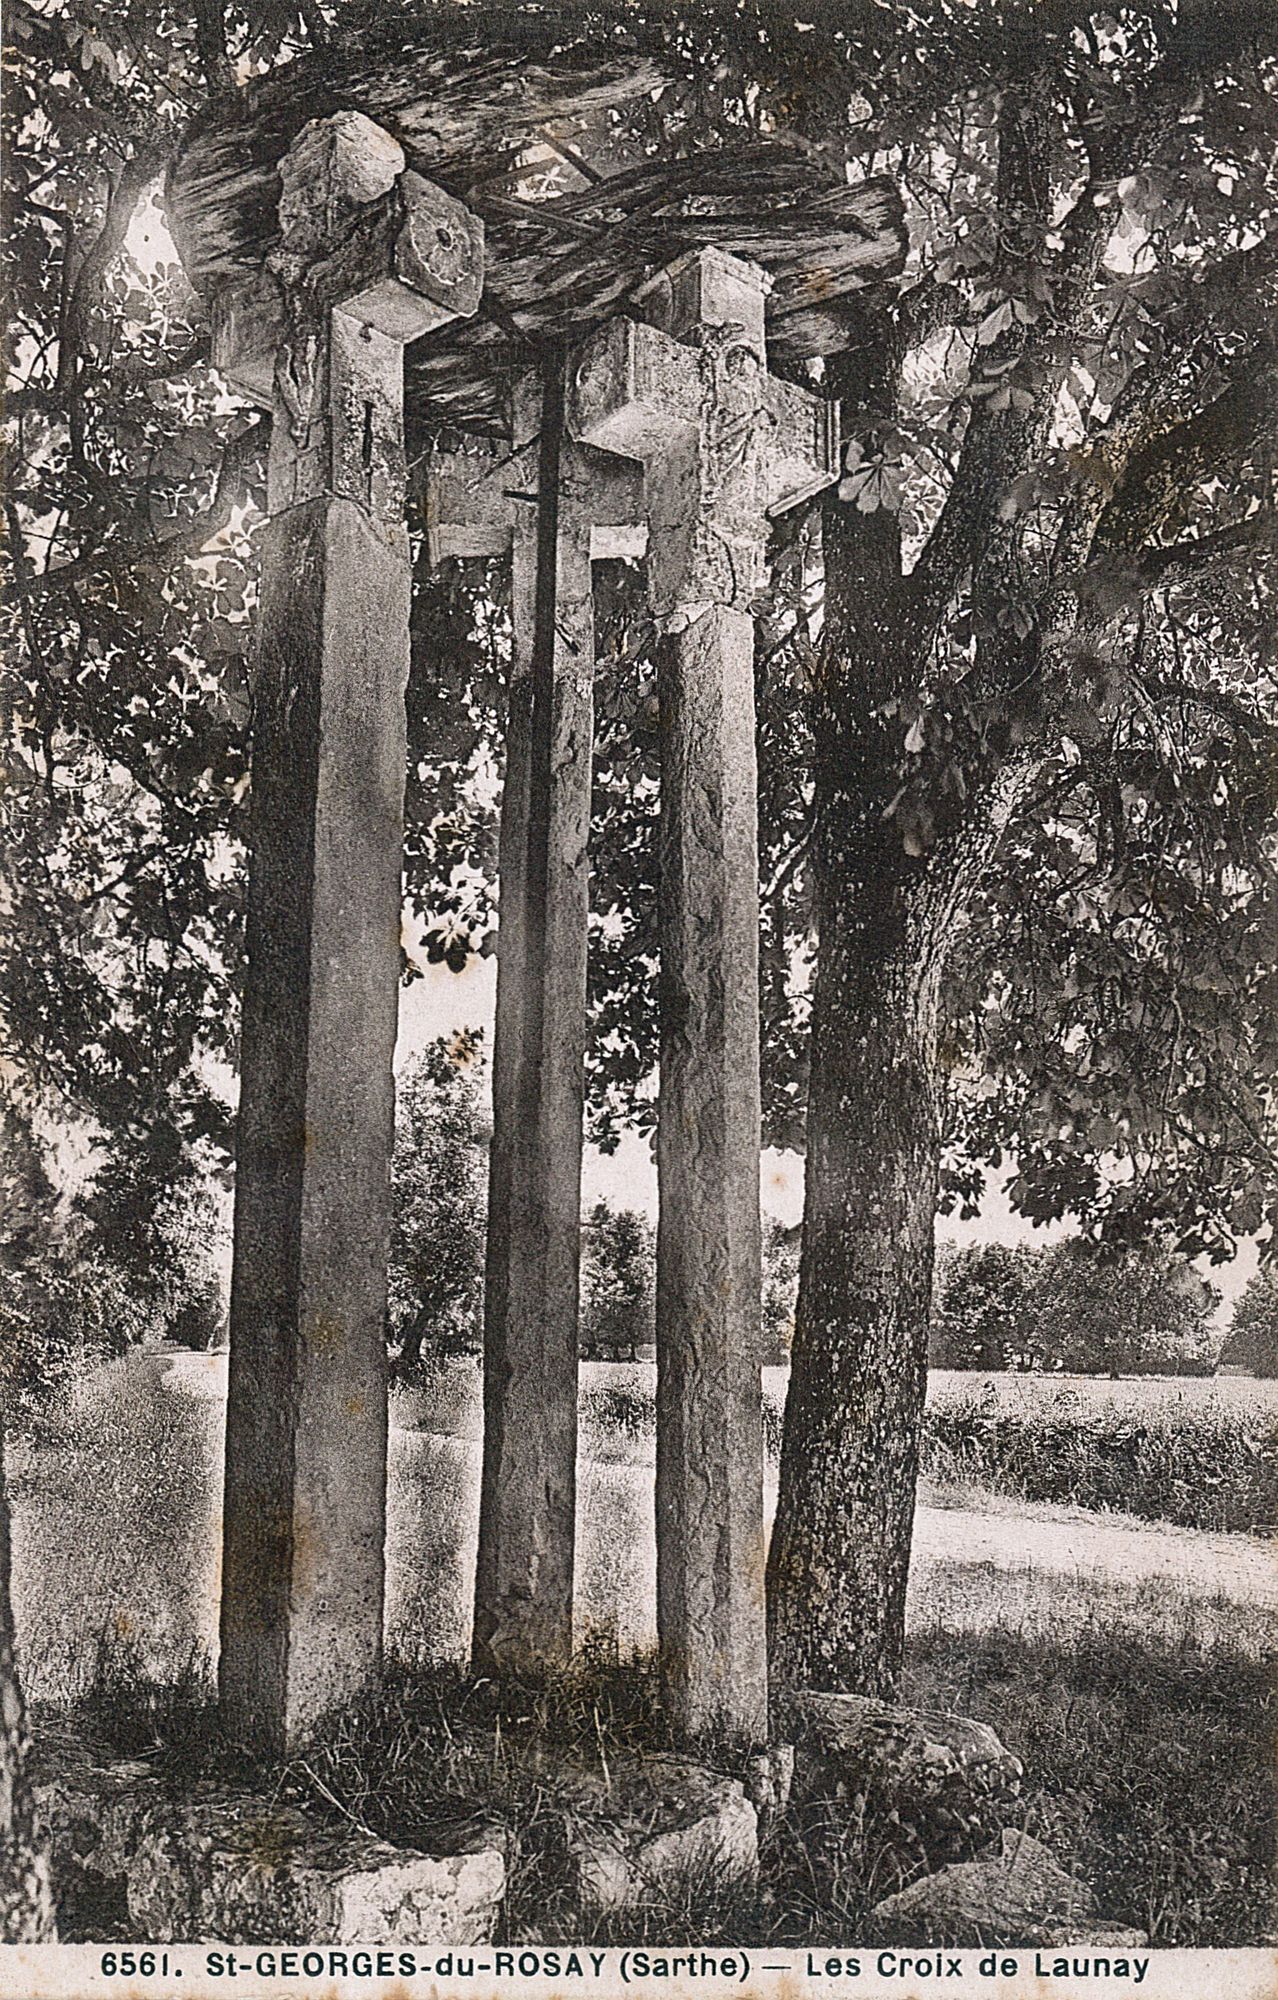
[[1034, 1239, 1221, 1376], [762, 1220, 800, 1363], [0, 1252, 151, 1433], [930, 1243, 1043, 1370], [165, 1278, 224, 1350], [921, 1382, 1278, 1531]]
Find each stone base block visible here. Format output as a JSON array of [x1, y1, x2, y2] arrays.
[[784, 1690, 1023, 1802], [870, 1828, 1148, 1949], [781, 1690, 1021, 1859], [554, 1753, 757, 1919], [38, 1757, 504, 1944]]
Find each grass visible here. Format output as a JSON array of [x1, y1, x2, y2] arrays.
[[13, 1354, 1275, 1714], [581, 1368, 1278, 1532], [46, 1640, 756, 1945], [900, 1626, 1276, 1949], [46, 1620, 1276, 1949], [921, 1382, 1278, 1532], [16, 1351, 1277, 1946]]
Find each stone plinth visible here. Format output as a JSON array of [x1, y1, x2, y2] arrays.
[[785, 1690, 1022, 1802], [869, 1828, 1148, 1951], [38, 1760, 504, 1944], [781, 1690, 1022, 1866]]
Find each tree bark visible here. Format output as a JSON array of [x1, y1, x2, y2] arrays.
[[765, 295, 1044, 1699], [766, 784, 945, 1699], [1, 1429, 57, 1941], [766, 570, 1031, 1699]]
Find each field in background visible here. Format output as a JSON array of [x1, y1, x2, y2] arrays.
[[11, 1350, 1274, 1950], [926, 1368, 1278, 1414], [577, 1360, 1278, 1533], [9, 1350, 1276, 1709]]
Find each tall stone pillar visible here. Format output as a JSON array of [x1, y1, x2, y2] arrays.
[[569, 247, 838, 1743], [474, 359, 593, 1674], [216, 112, 482, 1752], [425, 410, 644, 1672]]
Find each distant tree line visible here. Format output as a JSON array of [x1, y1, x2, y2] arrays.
[[8, 1028, 1270, 1424], [0, 1098, 223, 1429], [1219, 1268, 1278, 1378], [929, 1239, 1228, 1376]]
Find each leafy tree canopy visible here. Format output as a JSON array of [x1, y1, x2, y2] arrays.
[[932, 1234, 1222, 1374], [1220, 1264, 1278, 1374], [388, 1030, 487, 1370], [3, 0, 1275, 1274], [579, 1200, 654, 1361], [930, 1240, 1043, 1370]]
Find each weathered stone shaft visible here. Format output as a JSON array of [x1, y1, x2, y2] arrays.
[[220, 494, 406, 1752], [220, 112, 482, 1751], [427, 382, 643, 1674], [655, 602, 768, 1745], [474, 359, 596, 1673]]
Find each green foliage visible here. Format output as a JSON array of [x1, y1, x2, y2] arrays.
[[163, 1278, 224, 1351], [0, 1100, 153, 1427], [0, 1247, 150, 1434], [761, 1219, 800, 1362], [2, 0, 262, 1182], [5, 0, 1273, 1264], [930, 1243, 1043, 1370], [922, 1379, 1277, 1531], [1221, 1266, 1278, 1376], [1037, 1238, 1220, 1375], [575, 1207, 799, 1361], [579, 1201, 654, 1361], [406, 2, 1278, 1262], [931, 1236, 1221, 1374], [387, 1032, 487, 1370]]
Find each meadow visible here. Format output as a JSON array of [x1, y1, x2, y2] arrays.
[[11, 1350, 1276, 1701]]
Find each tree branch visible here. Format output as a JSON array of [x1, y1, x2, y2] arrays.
[[1133, 667, 1278, 749], [1131, 508, 1278, 585], [62, 144, 173, 372], [1096, 354, 1278, 554], [8, 417, 266, 600], [192, 0, 233, 96]]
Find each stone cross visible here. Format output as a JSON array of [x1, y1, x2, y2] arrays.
[[426, 396, 644, 1675], [216, 111, 483, 1752], [569, 246, 839, 1744]]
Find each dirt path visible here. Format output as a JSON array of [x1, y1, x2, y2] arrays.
[[914, 1481, 1278, 1610]]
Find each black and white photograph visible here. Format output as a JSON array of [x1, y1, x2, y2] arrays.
[[1, 3, 1275, 1995]]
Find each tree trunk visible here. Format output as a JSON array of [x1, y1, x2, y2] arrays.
[[766, 826, 944, 1698], [1, 1428, 57, 1941], [762, 314, 959, 1697], [765, 436, 1033, 1697]]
